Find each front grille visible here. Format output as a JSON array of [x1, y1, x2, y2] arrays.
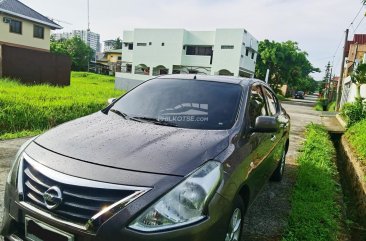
[[21, 157, 146, 225]]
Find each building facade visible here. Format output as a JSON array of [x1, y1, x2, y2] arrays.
[[96, 49, 122, 75], [0, 0, 61, 51], [53, 30, 101, 53], [116, 28, 258, 90], [340, 34, 366, 106]]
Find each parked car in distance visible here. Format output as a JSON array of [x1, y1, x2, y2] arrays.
[[2, 75, 290, 241], [294, 91, 305, 99]]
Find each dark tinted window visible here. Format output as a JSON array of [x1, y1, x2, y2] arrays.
[[33, 25, 44, 39], [248, 85, 267, 127], [263, 87, 278, 116], [111, 79, 243, 130], [186, 46, 212, 56], [10, 20, 22, 34]]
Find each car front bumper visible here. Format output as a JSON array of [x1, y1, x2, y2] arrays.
[[2, 182, 233, 241]]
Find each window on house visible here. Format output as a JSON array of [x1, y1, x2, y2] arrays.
[[173, 70, 180, 74], [149, 42, 152, 45], [245, 48, 249, 56], [221, 45, 234, 49], [161, 42, 165, 46], [251, 52, 255, 59], [118, 56, 122, 61], [33, 25, 44, 39], [126, 64, 132, 73], [9, 19, 22, 34], [128, 43, 133, 50], [137, 43, 147, 46], [186, 46, 212, 56], [124, 43, 129, 47]]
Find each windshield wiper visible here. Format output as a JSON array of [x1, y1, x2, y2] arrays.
[[109, 109, 130, 120], [131, 116, 178, 127]]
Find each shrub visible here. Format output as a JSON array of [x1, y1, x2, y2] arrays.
[[345, 119, 366, 165], [327, 101, 336, 112], [340, 101, 366, 127]]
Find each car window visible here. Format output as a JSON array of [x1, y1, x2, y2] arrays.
[[263, 87, 279, 116], [111, 78, 243, 130], [248, 85, 267, 128]]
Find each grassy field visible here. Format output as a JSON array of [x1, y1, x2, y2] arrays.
[[345, 119, 366, 165], [282, 124, 341, 241], [0, 72, 124, 140]]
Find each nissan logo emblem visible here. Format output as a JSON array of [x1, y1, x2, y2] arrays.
[[43, 186, 63, 210]]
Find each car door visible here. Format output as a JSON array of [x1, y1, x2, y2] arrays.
[[262, 86, 284, 175], [239, 84, 273, 199]]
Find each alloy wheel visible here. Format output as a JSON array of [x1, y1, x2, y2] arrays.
[[225, 208, 242, 241]]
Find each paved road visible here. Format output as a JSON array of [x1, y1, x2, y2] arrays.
[[0, 96, 321, 240], [242, 96, 321, 241]]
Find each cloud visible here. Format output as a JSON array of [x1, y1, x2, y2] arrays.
[[21, 0, 365, 79]]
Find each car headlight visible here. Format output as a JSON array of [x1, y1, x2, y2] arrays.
[[128, 161, 222, 232], [7, 137, 36, 187]]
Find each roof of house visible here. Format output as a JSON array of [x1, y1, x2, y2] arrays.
[[0, 0, 62, 29], [345, 34, 366, 55]]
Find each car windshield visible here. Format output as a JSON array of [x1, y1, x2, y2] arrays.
[[110, 78, 243, 130]]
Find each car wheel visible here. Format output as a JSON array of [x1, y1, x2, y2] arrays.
[[225, 196, 245, 241], [270, 150, 286, 182]]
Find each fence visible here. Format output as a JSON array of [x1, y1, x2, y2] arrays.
[[0, 44, 71, 86]]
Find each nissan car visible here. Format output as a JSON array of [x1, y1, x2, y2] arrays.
[[2, 74, 290, 241]]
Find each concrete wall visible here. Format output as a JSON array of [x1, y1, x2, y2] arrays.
[[341, 76, 366, 107], [115, 72, 148, 91], [0, 13, 51, 51]]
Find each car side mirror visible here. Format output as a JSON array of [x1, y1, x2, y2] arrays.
[[108, 98, 117, 105], [252, 116, 278, 133]]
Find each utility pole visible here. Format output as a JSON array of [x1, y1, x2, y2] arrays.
[[336, 29, 349, 111], [87, 0, 90, 72], [87, 0, 90, 31]]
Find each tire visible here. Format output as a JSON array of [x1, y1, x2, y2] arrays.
[[270, 150, 286, 182], [225, 196, 245, 241]]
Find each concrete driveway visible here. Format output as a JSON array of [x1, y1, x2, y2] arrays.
[[0, 96, 321, 240]]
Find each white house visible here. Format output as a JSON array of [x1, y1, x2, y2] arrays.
[[115, 28, 258, 90]]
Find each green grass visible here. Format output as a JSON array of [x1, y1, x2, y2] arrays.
[[282, 124, 341, 241], [314, 101, 324, 111], [345, 119, 366, 165], [327, 101, 336, 112], [276, 94, 287, 101], [0, 72, 124, 140]]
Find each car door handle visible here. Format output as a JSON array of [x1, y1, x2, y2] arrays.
[[271, 135, 277, 142]]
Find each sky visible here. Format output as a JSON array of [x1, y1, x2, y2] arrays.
[[21, 0, 366, 80]]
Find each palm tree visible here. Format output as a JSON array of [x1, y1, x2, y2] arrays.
[[351, 63, 366, 101]]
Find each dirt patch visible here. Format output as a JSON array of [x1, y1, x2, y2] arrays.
[[242, 102, 321, 241]]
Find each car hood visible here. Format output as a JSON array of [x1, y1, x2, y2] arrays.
[[34, 112, 230, 176]]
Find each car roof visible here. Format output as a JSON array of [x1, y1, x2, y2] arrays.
[[157, 74, 263, 87]]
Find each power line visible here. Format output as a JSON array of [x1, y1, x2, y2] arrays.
[[330, 5, 365, 67], [349, 4, 364, 29], [354, 15, 366, 33]]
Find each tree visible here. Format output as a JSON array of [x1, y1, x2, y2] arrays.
[[51, 36, 93, 71], [255, 40, 320, 93], [113, 37, 123, 49], [351, 63, 366, 101]]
